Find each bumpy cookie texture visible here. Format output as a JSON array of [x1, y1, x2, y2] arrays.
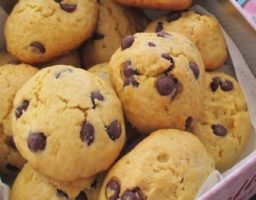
[[145, 11, 228, 70], [5, 0, 98, 64], [112, 0, 192, 10], [0, 51, 21, 66], [12, 65, 125, 181], [99, 129, 214, 200], [11, 164, 102, 200], [88, 63, 112, 87], [193, 72, 251, 172], [82, 0, 136, 68], [109, 32, 205, 133]]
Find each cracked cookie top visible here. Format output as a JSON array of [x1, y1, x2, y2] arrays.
[[12, 65, 125, 182]]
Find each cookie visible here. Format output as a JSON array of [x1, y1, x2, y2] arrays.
[[81, 0, 136, 68], [5, 0, 98, 64], [11, 164, 102, 200], [112, 0, 192, 10], [99, 129, 214, 200], [193, 72, 251, 172], [12, 65, 125, 181], [109, 32, 205, 133], [145, 11, 228, 70], [0, 51, 21, 66], [88, 63, 112, 87]]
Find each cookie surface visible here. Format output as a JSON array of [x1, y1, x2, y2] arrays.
[[99, 129, 214, 200], [193, 72, 251, 172], [5, 0, 98, 64], [0, 51, 21, 66], [88, 63, 112, 87], [11, 164, 102, 200], [109, 32, 205, 133], [145, 11, 228, 70], [12, 65, 125, 181]]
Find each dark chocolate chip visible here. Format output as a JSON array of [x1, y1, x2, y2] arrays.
[[91, 91, 104, 109], [148, 42, 156, 47], [80, 122, 94, 146], [55, 68, 73, 79], [157, 31, 171, 38], [185, 117, 193, 131], [93, 32, 105, 40], [106, 120, 122, 140], [90, 179, 98, 189], [156, 76, 177, 96], [161, 53, 174, 71], [155, 21, 163, 32], [15, 100, 30, 119], [27, 132, 47, 152], [7, 60, 21, 65], [124, 77, 139, 87], [189, 62, 200, 79], [57, 189, 69, 199], [166, 12, 181, 22], [211, 124, 227, 137], [59, 2, 77, 12], [105, 178, 120, 200], [121, 35, 135, 50], [220, 80, 233, 92], [5, 136, 17, 150], [6, 163, 19, 172], [123, 60, 137, 78], [121, 187, 146, 200], [76, 191, 88, 200], [210, 77, 221, 92], [30, 42, 46, 54]]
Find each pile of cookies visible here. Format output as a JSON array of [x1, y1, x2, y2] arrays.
[[0, 0, 252, 199]]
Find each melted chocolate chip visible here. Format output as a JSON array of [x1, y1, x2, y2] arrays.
[[121, 35, 135, 50], [91, 91, 104, 109], [80, 122, 94, 146], [27, 132, 47, 152], [189, 62, 200, 79], [57, 189, 69, 199], [220, 80, 233, 92], [121, 187, 146, 200], [76, 191, 88, 200], [166, 12, 181, 22], [155, 21, 163, 32], [93, 32, 105, 40], [30, 42, 46, 54], [185, 117, 193, 131], [124, 77, 139, 87], [15, 100, 30, 119], [105, 178, 120, 200], [123, 60, 137, 78], [210, 77, 221, 92], [6, 163, 19, 172], [211, 124, 227, 137], [106, 120, 122, 140], [157, 31, 171, 38], [59, 2, 77, 12], [161, 53, 174, 71], [156, 76, 177, 96], [5, 136, 17, 150], [148, 42, 156, 47]]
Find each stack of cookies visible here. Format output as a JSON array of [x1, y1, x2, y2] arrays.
[[0, 0, 251, 199]]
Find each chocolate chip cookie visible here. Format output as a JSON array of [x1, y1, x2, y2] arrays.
[[5, 0, 98, 64], [12, 65, 125, 181], [0, 51, 21, 66], [145, 11, 228, 70], [99, 129, 214, 200], [109, 32, 205, 133], [88, 63, 112, 87], [193, 72, 251, 172]]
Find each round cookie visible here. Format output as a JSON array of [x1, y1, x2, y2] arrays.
[[12, 65, 125, 181], [193, 72, 251, 172], [112, 0, 192, 10], [109, 32, 205, 133], [88, 63, 112, 86], [81, 0, 136, 68], [99, 129, 214, 200], [11, 164, 103, 200], [0, 51, 21, 66], [5, 0, 98, 64], [145, 11, 228, 70]]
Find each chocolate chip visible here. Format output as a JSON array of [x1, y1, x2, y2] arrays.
[[157, 31, 171, 38], [27, 132, 47, 152], [155, 21, 163, 32], [220, 80, 233, 92], [30, 42, 46, 54], [124, 77, 139, 87], [121, 35, 135, 50], [210, 77, 221, 92], [5, 136, 17, 150], [189, 62, 200, 79], [76, 191, 88, 200], [123, 60, 137, 78], [161, 53, 174, 71], [15, 100, 30, 119], [166, 12, 181, 22], [91, 91, 104, 109], [93, 32, 105, 40], [6, 163, 19, 172], [80, 122, 94, 146], [106, 120, 122, 140], [90, 179, 97, 189], [148, 42, 156, 47], [105, 178, 120, 200], [7, 60, 21, 65], [121, 187, 146, 200], [185, 117, 193, 131], [211, 124, 227, 137], [156, 76, 177, 96], [59, 2, 77, 12], [57, 189, 69, 199]]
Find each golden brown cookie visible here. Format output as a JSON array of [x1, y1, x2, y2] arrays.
[[88, 63, 112, 87], [0, 51, 20, 66]]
